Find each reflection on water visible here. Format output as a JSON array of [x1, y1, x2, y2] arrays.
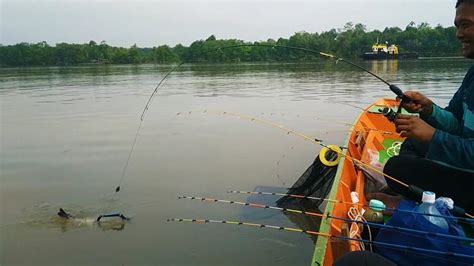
[[370, 60, 399, 76], [1, 59, 472, 265]]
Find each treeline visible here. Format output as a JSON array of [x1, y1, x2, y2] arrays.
[[0, 22, 460, 67]]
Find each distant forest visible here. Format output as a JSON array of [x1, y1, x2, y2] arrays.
[[0, 22, 461, 67]]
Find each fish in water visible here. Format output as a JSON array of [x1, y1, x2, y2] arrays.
[[57, 208, 130, 221], [57, 208, 73, 219]]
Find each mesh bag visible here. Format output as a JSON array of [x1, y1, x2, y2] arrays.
[[277, 151, 339, 209]]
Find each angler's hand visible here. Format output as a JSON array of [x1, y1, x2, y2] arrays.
[[400, 91, 433, 117], [394, 114, 435, 142]]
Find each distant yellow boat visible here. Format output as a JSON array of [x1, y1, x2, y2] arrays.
[[361, 41, 418, 60]]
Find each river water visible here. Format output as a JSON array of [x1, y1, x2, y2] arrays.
[[1, 59, 472, 265]]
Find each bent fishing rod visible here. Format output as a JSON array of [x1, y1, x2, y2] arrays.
[[114, 43, 412, 206], [115, 43, 408, 195], [140, 43, 408, 121]]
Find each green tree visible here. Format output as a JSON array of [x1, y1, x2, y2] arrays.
[[0, 23, 465, 67], [153, 45, 178, 63]]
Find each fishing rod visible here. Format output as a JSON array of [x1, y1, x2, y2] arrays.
[[140, 43, 409, 122], [333, 101, 366, 111], [208, 111, 406, 184], [177, 195, 474, 243], [177, 110, 399, 136], [205, 110, 473, 219], [116, 43, 409, 198], [226, 190, 474, 222], [178, 109, 398, 187], [167, 218, 474, 262]]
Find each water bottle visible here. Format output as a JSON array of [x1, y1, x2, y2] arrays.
[[363, 199, 385, 223], [416, 191, 449, 230], [435, 197, 467, 237], [435, 197, 454, 212], [362, 199, 385, 240]]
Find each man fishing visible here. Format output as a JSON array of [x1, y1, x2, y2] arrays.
[[382, 0, 474, 214]]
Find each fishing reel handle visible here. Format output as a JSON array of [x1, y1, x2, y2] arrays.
[[380, 107, 398, 122]]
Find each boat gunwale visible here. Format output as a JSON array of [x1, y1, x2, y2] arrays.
[[311, 104, 365, 265]]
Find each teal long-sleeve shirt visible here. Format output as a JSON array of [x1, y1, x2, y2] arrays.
[[425, 65, 474, 173]]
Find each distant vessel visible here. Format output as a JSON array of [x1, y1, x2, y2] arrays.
[[361, 40, 418, 60]]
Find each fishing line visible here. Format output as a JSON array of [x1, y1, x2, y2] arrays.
[[274, 145, 295, 187], [112, 43, 409, 214], [178, 109, 342, 187], [177, 195, 474, 243], [276, 145, 295, 167], [175, 108, 393, 186], [332, 101, 367, 111], [117, 43, 407, 193], [175, 107, 472, 219], [115, 122, 143, 194], [206, 110, 473, 218], [177, 109, 399, 136], [167, 218, 474, 263], [207, 110, 406, 186], [140, 43, 408, 123]]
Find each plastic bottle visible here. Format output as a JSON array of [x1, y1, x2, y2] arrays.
[[435, 197, 454, 211], [435, 197, 467, 237], [363, 199, 385, 223], [416, 191, 449, 230], [362, 199, 385, 240]]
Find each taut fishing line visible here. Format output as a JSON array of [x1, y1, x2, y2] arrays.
[[110, 43, 467, 225], [139, 43, 408, 123], [114, 43, 409, 198]]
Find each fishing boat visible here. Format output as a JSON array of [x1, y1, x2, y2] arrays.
[[310, 98, 474, 265], [311, 98, 404, 265], [361, 41, 418, 60]]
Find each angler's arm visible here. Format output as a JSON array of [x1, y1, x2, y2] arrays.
[[425, 104, 462, 134], [426, 130, 474, 172], [401, 90, 462, 134], [423, 83, 466, 134]]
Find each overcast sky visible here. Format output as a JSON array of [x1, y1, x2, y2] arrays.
[[1, 0, 458, 48]]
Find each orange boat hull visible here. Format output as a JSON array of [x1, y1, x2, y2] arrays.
[[312, 98, 405, 265]]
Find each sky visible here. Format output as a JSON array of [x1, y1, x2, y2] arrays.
[[1, 0, 458, 48]]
